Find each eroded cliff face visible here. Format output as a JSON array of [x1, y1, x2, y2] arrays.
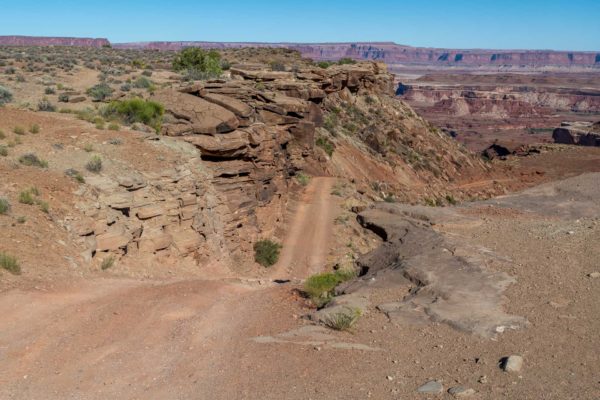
[[66, 60, 482, 270]]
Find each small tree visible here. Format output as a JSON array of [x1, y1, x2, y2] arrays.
[[172, 48, 222, 79]]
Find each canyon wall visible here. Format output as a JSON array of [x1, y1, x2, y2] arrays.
[[115, 41, 600, 67]]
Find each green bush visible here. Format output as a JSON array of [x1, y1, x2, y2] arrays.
[[0, 145, 7, 157], [29, 124, 40, 134], [317, 61, 333, 69], [19, 189, 35, 205], [296, 172, 311, 186], [0, 85, 13, 105], [173, 47, 222, 79], [87, 83, 113, 101], [0, 198, 10, 214], [132, 76, 155, 91], [13, 126, 25, 135], [316, 136, 334, 157], [19, 153, 48, 168], [103, 98, 164, 132], [337, 57, 357, 65], [0, 251, 20, 275], [304, 269, 356, 307], [254, 239, 282, 267]]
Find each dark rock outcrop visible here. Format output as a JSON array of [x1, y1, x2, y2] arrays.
[[553, 121, 600, 146]]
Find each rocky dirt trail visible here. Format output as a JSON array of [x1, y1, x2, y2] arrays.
[[271, 177, 338, 279]]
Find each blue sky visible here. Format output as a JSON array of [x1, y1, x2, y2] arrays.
[[1, 0, 599, 50]]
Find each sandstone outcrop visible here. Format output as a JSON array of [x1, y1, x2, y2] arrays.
[[553, 121, 600, 146]]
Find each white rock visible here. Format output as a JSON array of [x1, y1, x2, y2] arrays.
[[417, 380, 443, 394], [502, 355, 524, 372], [448, 386, 476, 397]]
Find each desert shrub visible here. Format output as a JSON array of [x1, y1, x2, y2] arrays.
[[317, 61, 333, 69], [253, 239, 282, 267], [18, 189, 35, 205], [323, 114, 338, 133], [0, 129, 5, 139], [445, 194, 457, 205], [37, 97, 56, 112], [13, 126, 25, 135], [173, 47, 222, 79], [120, 83, 131, 92], [65, 168, 85, 183], [83, 143, 94, 152], [0, 252, 20, 275], [220, 59, 231, 71], [296, 172, 310, 186], [270, 61, 286, 71], [108, 122, 120, 131], [19, 153, 48, 168], [0, 145, 7, 156], [304, 269, 356, 307], [323, 307, 362, 331], [44, 86, 56, 95], [103, 98, 164, 132], [86, 83, 113, 101], [0, 198, 10, 214], [58, 93, 69, 102], [16, 216, 26, 223], [132, 76, 155, 91], [101, 255, 115, 270], [0, 85, 13, 105], [141, 70, 152, 77], [29, 124, 40, 134], [86, 155, 102, 173], [38, 200, 49, 213], [337, 57, 357, 65], [316, 136, 334, 156]]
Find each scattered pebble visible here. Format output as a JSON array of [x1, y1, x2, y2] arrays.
[[478, 375, 488, 384], [386, 375, 394, 381], [448, 386, 476, 397], [588, 272, 600, 279], [502, 355, 524, 372], [417, 380, 443, 394]]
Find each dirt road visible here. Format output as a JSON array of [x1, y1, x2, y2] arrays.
[[272, 177, 338, 279]]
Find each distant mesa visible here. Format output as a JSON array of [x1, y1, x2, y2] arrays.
[[0, 35, 109, 48], [0, 36, 598, 67], [114, 41, 600, 67]]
